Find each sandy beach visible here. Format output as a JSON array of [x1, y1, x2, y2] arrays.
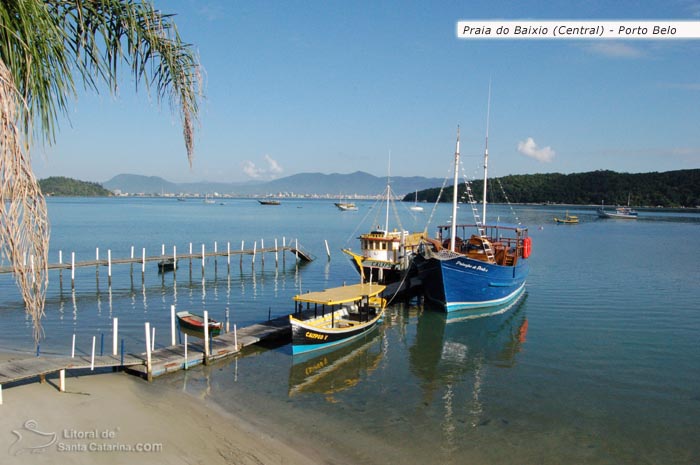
[[0, 354, 346, 465]]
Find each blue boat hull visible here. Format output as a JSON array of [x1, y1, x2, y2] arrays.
[[416, 255, 529, 312]]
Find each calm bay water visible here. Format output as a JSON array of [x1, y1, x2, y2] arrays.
[[1, 197, 699, 464]]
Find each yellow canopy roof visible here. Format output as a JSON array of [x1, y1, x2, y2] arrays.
[[293, 283, 386, 305]]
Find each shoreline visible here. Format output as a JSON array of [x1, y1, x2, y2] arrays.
[[0, 358, 348, 465]]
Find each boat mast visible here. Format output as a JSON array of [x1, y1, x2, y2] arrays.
[[482, 82, 491, 225], [450, 126, 460, 252], [385, 152, 391, 236]]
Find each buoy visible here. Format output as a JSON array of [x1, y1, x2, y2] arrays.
[[522, 237, 532, 258]]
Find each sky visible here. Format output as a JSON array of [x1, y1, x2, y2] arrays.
[[32, 0, 700, 184]]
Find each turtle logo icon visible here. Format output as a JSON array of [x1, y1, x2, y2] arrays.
[[9, 420, 57, 455]]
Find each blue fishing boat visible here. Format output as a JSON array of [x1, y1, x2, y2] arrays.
[[414, 122, 531, 313]]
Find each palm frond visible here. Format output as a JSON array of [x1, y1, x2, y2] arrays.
[[0, 0, 201, 343]]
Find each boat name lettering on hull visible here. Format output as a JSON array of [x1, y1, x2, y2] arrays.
[[455, 261, 488, 273], [305, 331, 328, 341]]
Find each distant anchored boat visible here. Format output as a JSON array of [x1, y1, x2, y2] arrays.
[[258, 199, 281, 205], [157, 257, 177, 272], [597, 202, 638, 219], [554, 211, 579, 224], [334, 202, 358, 211], [289, 283, 386, 355]]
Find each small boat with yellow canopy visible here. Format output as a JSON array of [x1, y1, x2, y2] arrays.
[[553, 211, 579, 224], [290, 283, 386, 355]]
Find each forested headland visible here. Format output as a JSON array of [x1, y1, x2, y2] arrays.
[[405, 169, 700, 208], [39, 177, 112, 197]]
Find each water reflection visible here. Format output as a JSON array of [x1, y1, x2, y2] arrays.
[[410, 294, 528, 428], [288, 328, 384, 402]]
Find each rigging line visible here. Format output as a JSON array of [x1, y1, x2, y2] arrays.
[[423, 162, 453, 235], [343, 196, 381, 247], [496, 177, 522, 225]]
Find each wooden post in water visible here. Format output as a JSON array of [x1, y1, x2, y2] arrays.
[[225, 308, 230, 333], [58, 250, 63, 287], [170, 305, 176, 346], [252, 241, 257, 267], [71, 333, 76, 358], [261, 238, 265, 266], [107, 249, 112, 285], [201, 244, 205, 277], [325, 240, 331, 260], [240, 240, 244, 267], [227, 241, 231, 269], [214, 241, 218, 276], [71, 252, 75, 289], [173, 245, 177, 277], [145, 322, 152, 381], [59, 369, 65, 392], [90, 336, 96, 371], [141, 248, 146, 282], [275, 238, 279, 267], [184, 334, 188, 370], [295, 238, 299, 260], [151, 327, 156, 351], [0, 385, 3, 405], [203, 310, 210, 362], [283, 237, 286, 266], [161, 244, 165, 256], [112, 318, 118, 356], [234, 323, 238, 351]]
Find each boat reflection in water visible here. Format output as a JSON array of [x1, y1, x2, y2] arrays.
[[288, 328, 385, 402], [409, 293, 528, 433]]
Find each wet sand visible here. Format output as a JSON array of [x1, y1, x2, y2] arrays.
[[0, 355, 349, 465]]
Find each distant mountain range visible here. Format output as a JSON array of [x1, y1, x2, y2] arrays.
[[102, 172, 443, 196]]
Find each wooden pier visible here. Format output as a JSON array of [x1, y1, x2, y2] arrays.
[[0, 238, 316, 284], [0, 311, 308, 404]]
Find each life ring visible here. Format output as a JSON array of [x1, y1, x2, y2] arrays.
[[522, 237, 532, 259]]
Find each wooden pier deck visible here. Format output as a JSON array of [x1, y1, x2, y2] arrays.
[[127, 313, 295, 378], [0, 312, 304, 403], [0, 244, 315, 275]]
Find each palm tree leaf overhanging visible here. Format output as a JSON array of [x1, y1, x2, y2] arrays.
[[0, 0, 201, 343]]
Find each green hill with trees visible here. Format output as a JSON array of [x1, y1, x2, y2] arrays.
[[406, 169, 700, 208], [39, 177, 112, 197]]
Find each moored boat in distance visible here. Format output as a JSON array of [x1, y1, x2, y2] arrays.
[[597, 204, 638, 219], [597, 196, 638, 219], [414, 120, 531, 313], [554, 211, 579, 224], [409, 190, 424, 212], [258, 199, 281, 205], [157, 257, 177, 272], [176, 311, 223, 338], [334, 202, 358, 211], [289, 283, 386, 355]]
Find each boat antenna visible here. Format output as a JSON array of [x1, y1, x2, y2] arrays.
[[482, 80, 491, 225], [450, 126, 460, 252]]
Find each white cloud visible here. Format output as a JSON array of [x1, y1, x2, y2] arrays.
[[264, 154, 283, 175], [584, 42, 645, 58], [242, 155, 284, 179], [517, 137, 555, 163]]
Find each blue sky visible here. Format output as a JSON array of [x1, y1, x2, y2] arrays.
[[33, 0, 700, 183]]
